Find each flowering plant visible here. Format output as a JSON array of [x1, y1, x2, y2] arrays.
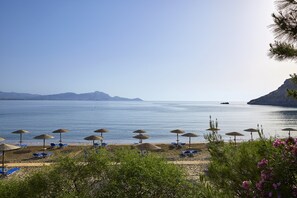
[[242, 137, 297, 197]]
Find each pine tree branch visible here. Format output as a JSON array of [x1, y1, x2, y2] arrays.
[[269, 41, 297, 60]]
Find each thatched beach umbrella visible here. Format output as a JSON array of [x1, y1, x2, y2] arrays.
[[135, 143, 161, 151], [52, 129, 69, 143], [133, 129, 146, 134], [182, 132, 198, 148], [282, 128, 297, 137], [244, 128, 258, 141], [84, 135, 103, 147], [170, 129, 185, 145], [94, 129, 109, 144], [0, 144, 20, 172], [12, 130, 29, 145], [133, 133, 149, 143], [226, 132, 244, 145], [0, 137, 5, 142], [34, 134, 54, 151]]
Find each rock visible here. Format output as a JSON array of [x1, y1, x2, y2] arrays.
[[248, 78, 297, 107]]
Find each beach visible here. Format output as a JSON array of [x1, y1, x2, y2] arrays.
[[2, 143, 210, 180]]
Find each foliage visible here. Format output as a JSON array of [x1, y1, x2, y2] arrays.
[[269, 0, 297, 98], [206, 137, 273, 197], [269, 0, 297, 61], [0, 148, 198, 198], [242, 137, 297, 197], [201, 130, 297, 197]]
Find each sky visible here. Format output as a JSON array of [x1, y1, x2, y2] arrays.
[[0, 0, 296, 101]]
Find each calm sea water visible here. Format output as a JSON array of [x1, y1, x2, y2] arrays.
[[0, 100, 297, 145]]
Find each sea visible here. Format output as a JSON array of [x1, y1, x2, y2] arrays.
[[0, 100, 297, 146]]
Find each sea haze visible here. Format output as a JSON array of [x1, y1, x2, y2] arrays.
[[0, 100, 297, 145]]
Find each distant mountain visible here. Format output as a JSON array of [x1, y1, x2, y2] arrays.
[[0, 91, 142, 101], [248, 78, 297, 107]]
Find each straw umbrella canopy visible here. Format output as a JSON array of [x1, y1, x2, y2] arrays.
[[84, 135, 103, 146], [52, 129, 69, 143], [0, 137, 5, 142], [94, 128, 109, 144], [226, 132, 244, 145], [133, 133, 149, 143], [135, 143, 161, 151], [0, 143, 20, 172], [244, 128, 259, 141], [182, 132, 198, 148], [133, 129, 146, 134], [34, 134, 54, 151], [12, 129, 29, 145], [282, 128, 297, 137], [170, 129, 185, 145]]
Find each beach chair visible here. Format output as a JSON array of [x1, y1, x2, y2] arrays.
[[58, 143, 68, 148], [94, 143, 100, 147], [102, 142, 108, 147], [0, 167, 20, 176], [17, 144, 28, 148], [42, 152, 53, 157], [33, 152, 53, 158], [50, 143, 57, 148], [180, 150, 199, 157]]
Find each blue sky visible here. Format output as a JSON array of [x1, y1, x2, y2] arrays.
[[0, 0, 296, 101]]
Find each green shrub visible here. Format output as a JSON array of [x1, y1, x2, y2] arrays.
[[0, 148, 198, 198]]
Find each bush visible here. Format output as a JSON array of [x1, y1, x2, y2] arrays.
[[199, 131, 297, 198], [0, 148, 198, 198]]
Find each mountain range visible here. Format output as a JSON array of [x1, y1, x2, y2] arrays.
[[248, 78, 297, 107], [0, 91, 142, 101]]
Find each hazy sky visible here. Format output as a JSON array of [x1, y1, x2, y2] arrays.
[[0, 0, 296, 101]]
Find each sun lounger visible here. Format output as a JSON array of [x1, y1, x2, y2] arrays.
[[0, 167, 20, 176], [58, 143, 68, 148], [50, 143, 57, 148], [180, 150, 199, 157], [33, 152, 53, 158], [93, 143, 107, 147], [93, 143, 100, 147], [17, 144, 28, 148], [171, 142, 186, 148]]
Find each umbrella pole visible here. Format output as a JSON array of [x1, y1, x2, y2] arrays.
[[250, 132, 253, 141], [2, 151, 4, 173], [43, 139, 45, 151], [176, 134, 179, 145], [189, 137, 191, 149], [93, 140, 94, 147], [289, 131, 291, 137], [101, 132, 103, 145], [60, 133, 62, 143], [234, 136, 236, 145], [20, 133, 23, 145]]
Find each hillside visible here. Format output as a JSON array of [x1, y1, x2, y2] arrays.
[[0, 91, 142, 101], [248, 78, 297, 107]]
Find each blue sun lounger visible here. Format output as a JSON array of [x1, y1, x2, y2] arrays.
[[0, 167, 20, 176], [181, 150, 199, 157], [50, 143, 57, 148], [58, 143, 68, 148], [33, 152, 53, 158]]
